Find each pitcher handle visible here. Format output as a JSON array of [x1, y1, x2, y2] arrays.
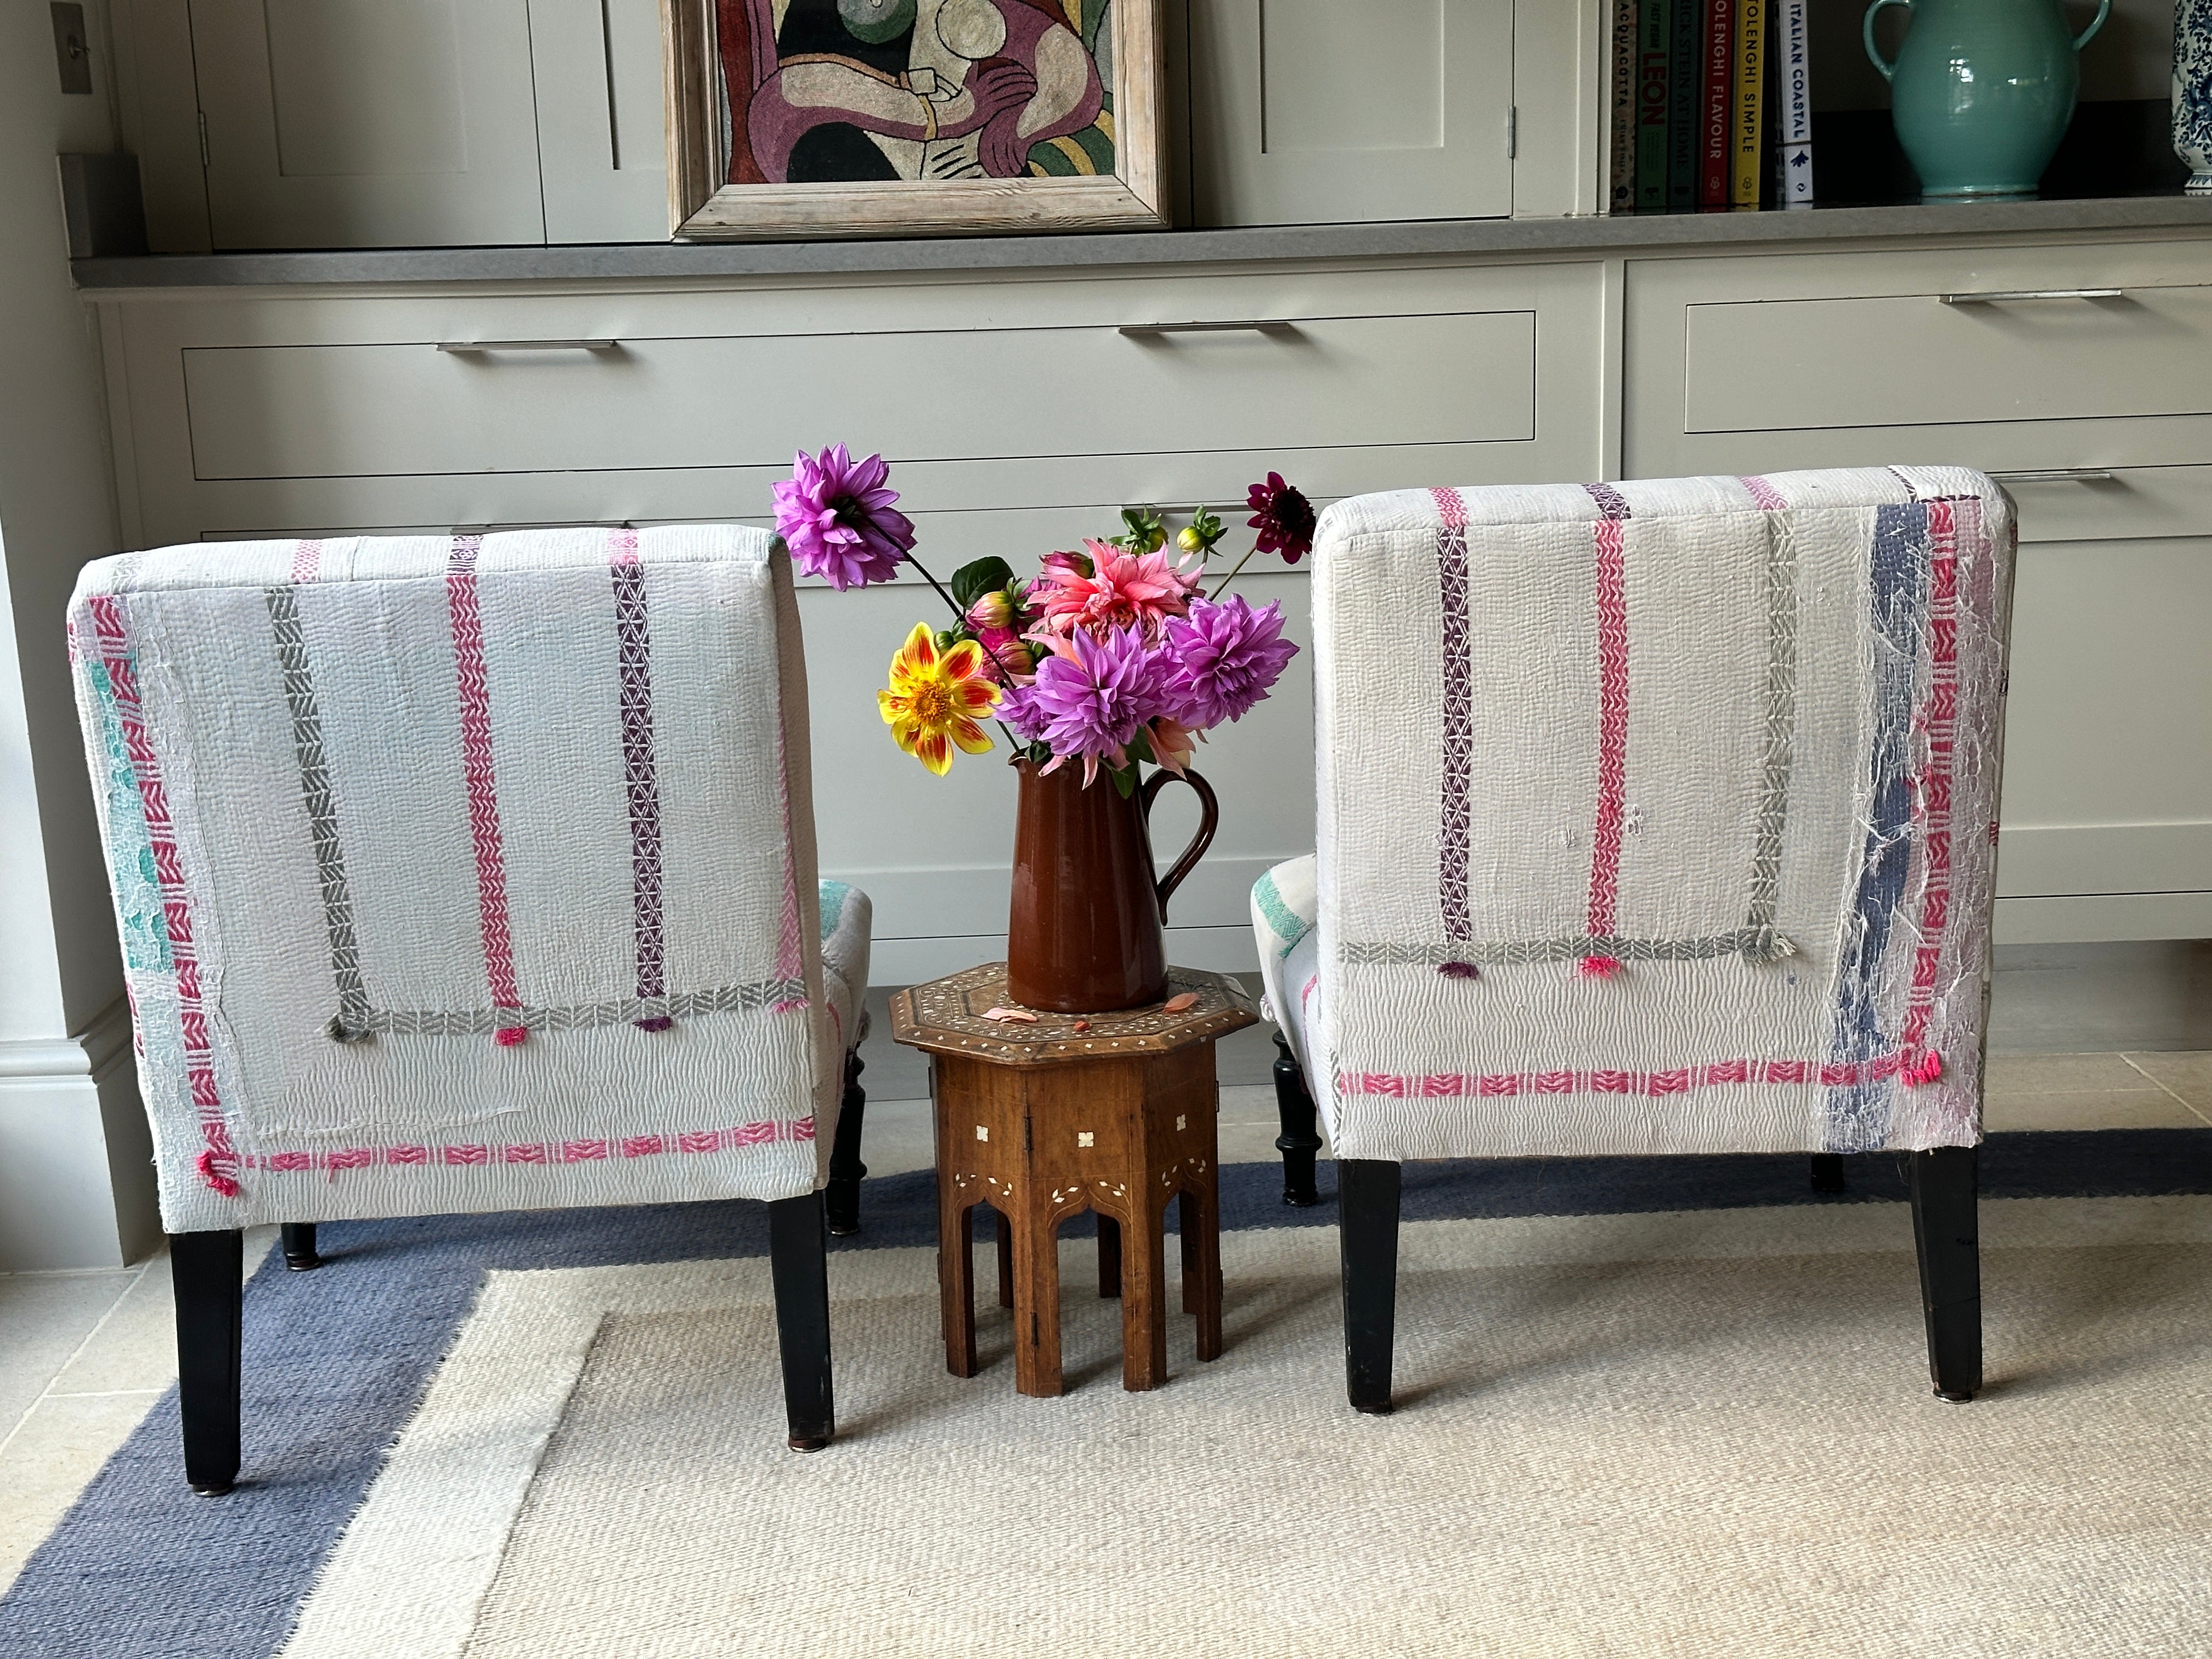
[[2072, 0, 2111, 50], [1140, 766, 1219, 926], [1862, 0, 1910, 80]]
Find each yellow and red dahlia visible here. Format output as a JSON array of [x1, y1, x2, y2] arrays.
[[877, 622, 999, 776]]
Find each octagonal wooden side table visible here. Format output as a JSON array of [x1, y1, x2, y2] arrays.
[[889, 963, 1259, 1396]]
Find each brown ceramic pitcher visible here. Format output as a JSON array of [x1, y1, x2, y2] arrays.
[[1006, 759, 1219, 1013]]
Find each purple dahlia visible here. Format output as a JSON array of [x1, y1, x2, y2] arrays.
[[771, 443, 915, 591], [1156, 595, 1297, 730], [1007, 624, 1166, 785], [1244, 471, 1317, 564]]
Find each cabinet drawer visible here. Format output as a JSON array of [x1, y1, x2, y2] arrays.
[[182, 309, 1534, 483], [1685, 284, 2212, 435]]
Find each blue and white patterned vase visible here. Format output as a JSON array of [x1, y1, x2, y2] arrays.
[[2181, 0, 2212, 193]]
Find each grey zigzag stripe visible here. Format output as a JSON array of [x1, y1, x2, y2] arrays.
[[1343, 929, 1797, 967], [362, 978, 808, 1037], [1743, 511, 1798, 951], [265, 585, 371, 1040]]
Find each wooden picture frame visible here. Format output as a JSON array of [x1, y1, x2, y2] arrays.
[[662, 0, 1168, 240]]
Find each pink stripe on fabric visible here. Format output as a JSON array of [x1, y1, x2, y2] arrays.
[[240, 1116, 814, 1174], [446, 535, 523, 1023], [87, 594, 240, 1198], [1586, 516, 1630, 939], [290, 539, 325, 583], [1337, 1052, 1922, 1099], [1898, 497, 1965, 1060], [1739, 475, 1787, 511]]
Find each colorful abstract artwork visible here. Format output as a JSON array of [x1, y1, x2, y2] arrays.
[[666, 0, 1165, 238], [717, 0, 1116, 183]]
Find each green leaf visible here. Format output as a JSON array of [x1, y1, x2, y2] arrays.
[[1124, 727, 1156, 768], [1109, 761, 1139, 798], [949, 557, 1014, 611]]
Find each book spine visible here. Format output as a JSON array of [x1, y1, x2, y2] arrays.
[[1611, 0, 1639, 213], [1731, 0, 1767, 207], [1666, 0, 1702, 208], [1637, 0, 1671, 209], [1699, 0, 1735, 207], [1776, 0, 1814, 205]]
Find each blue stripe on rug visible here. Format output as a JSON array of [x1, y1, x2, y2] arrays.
[[3, 1128, 2205, 1659]]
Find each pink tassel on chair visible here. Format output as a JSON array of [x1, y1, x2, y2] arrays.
[[196, 1148, 242, 1198], [635, 1016, 674, 1032], [1437, 961, 1479, 981], [494, 1025, 528, 1047], [1903, 1049, 1944, 1086], [1579, 955, 1623, 980]]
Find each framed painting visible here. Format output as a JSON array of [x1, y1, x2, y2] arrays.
[[662, 0, 1169, 239]]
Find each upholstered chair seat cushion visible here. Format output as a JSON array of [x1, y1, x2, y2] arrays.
[[71, 526, 860, 1233], [1276, 467, 2014, 1164]]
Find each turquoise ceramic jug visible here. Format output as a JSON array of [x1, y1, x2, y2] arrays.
[[1864, 0, 2110, 196]]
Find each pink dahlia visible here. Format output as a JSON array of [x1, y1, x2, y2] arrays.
[[1156, 595, 1298, 730], [1245, 472, 1316, 564], [1002, 624, 1165, 785], [1029, 539, 1199, 645], [771, 444, 915, 591]]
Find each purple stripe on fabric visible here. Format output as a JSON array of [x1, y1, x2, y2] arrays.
[[1585, 481, 1632, 520], [608, 529, 667, 1009], [1430, 487, 1472, 939]]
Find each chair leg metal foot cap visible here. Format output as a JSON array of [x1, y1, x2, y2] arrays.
[[1353, 1401, 1394, 1417], [825, 1222, 858, 1238], [190, 1480, 234, 1497], [284, 1256, 324, 1271], [787, 1433, 832, 1452], [1934, 1388, 1974, 1403], [1281, 1192, 1319, 1207]]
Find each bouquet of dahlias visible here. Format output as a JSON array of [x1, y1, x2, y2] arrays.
[[774, 447, 1312, 795]]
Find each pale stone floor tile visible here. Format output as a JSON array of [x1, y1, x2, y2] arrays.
[[0, 1391, 166, 1594], [1986, 1051, 2160, 1095], [1982, 1090, 2207, 1133], [2123, 1052, 2212, 1118], [0, 1269, 139, 1441]]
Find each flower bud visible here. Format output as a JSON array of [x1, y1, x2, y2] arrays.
[[1177, 526, 1205, 554], [965, 589, 1013, 630]]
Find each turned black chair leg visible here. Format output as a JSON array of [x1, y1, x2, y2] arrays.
[[1339, 1159, 1402, 1415], [1272, 1032, 1324, 1207], [768, 1191, 835, 1451], [1909, 1146, 1982, 1403], [171, 1229, 243, 1494], [825, 1050, 868, 1237], [1808, 1153, 1846, 1193], [280, 1222, 323, 1270]]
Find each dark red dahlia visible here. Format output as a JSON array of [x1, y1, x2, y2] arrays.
[[1245, 472, 1316, 564]]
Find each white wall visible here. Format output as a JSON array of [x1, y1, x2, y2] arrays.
[[0, 0, 157, 1269]]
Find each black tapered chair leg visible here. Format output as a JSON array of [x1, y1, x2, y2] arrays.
[[170, 1229, 243, 1494], [768, 1191, 835, 1450], [1909, 1145, 1982, 1402], [1272, 1033, 1324, 1207], [1339, 1159, 1402, 1415], [1808, 1153, 1846, 1193], [824, 1051, 868, 1237], [280, 1222, 323, 1271]]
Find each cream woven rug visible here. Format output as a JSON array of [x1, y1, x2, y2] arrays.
[[281, 1199, 2212, 1659]]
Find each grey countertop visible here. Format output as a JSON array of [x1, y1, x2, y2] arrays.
[[70, 193, 2212, 290]]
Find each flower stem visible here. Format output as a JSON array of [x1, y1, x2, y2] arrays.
[[1206, 544, 1261, 601], [906, 552, 1022, 750]]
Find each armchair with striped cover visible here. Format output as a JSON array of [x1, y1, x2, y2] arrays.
[[1254, 469, 2015, 1412]]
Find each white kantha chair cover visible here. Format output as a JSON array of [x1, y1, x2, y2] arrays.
[[71, 525, 854, 1234], [1298, 467, 2015, 1163]]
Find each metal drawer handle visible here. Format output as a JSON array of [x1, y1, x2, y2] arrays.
[[1118, 320, 1300, 337], [1989, 469, 2119, 484], [1937, 289, 2123, 306], [436, 338, 620, 353]]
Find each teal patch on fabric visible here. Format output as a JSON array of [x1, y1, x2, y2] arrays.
[[86, 659, 172, 972], [1252, 872, 1310, 959], [818, 881, 853, 942]]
